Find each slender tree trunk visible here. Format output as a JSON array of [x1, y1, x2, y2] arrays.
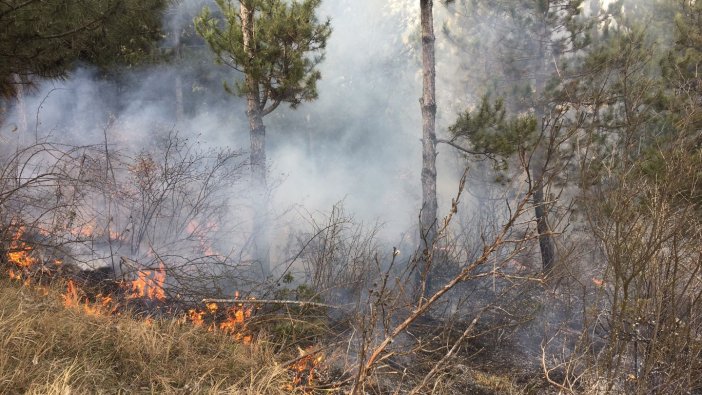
[[175, 75, 184, 123], [241, 2, 270, 276], [248, 108, 266, 189], [0, 98, 6, 127], [174, 38, 184, 124], [532, 166, 555, 272], [248, 105, 269, 277], [419, 0, 438, 294], [12, 74, 27, 188], [12, 74, 27, 136], [533, 17, 555, 273]]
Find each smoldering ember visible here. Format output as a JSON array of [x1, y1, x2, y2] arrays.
[[0, 0, 701, 394]]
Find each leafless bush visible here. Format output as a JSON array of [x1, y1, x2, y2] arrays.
[[96, 128, 249, 298], [568, 142, 702, 394], [284, 202, 382, 304], [341, 166, 560, 393], [0, 138, 106, 267], [0, 121, 253, 302]]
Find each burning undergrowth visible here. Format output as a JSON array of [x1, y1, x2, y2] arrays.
[[0, 277, 292, 394], [0, 224, 331, 393]]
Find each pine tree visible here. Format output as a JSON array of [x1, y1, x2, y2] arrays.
[[195, 0, 331, 276], [446, 0, 591, 273], [418, 0, 438, 297], [0, 0, 169, 98]]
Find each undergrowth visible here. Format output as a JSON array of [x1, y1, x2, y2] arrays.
[[0, 279, 296, 394]]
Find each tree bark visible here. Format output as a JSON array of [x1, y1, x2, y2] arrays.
[[419, 0, 438, 294], [12, 74, 27, 136], [174, 40, 184, 124], [532, 167, 555, 272], [533, 15, 555, 273], [241, 2, 270, 276], [11, 74, 27, 188], [240, 2, 266, 190], [175, 75, 184, 123]]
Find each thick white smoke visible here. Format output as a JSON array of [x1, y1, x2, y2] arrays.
[[1, 0, 474, 271]]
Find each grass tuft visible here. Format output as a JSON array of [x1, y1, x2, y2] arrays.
[[0, 279, 293, 394]]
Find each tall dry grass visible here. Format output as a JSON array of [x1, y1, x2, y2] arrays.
[[0, 279, 293, 394]]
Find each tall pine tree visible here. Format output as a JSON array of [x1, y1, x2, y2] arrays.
[[0, 0, 169, 98], [195, 0, 331, 276], [445, 0, 591, 273]]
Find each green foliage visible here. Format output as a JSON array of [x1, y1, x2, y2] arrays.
[[661, 0, 702, 136], [194, 0, 331, 110], [450, 0, 588, 105], [267, 282, 327, 345], [444, 0, 592, 179], [0, 0, 169, 98], [449, 95, 538, 163]]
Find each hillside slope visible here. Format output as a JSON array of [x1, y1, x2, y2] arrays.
[[0, 279, 293, 394]]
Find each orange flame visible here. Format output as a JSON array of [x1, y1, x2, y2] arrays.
[[63, 280, 80, 309], [63, 280, 117, 316], [7, 268, 31, 286], [83, 294, 115, 316], [8, 269, 21, 281], [108, 229, 122, 241], [218, 305, 252, 343], [70, 222, 96, 239], [184, 292, 254, 344], [7, 227, 36, 268], [187, 309, 206, 327], [128, 261, 166, 301], [285, 347, 324, 392]]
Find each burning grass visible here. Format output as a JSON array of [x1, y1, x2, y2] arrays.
[[0, 278, 301, 394], [0, 225, 330, 393]]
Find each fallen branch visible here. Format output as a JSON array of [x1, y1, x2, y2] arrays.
[[201, 298, 343, 309]]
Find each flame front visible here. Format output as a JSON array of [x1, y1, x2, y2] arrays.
[[187, 309, 206, 327], [284, 347, 325, 392], [7, 227, 36, 268], [128, 261, 166, 301], [63, 280, 117, 316], [185, 293, 254, 344]]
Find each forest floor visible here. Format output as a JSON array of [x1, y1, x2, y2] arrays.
[[0, 278, 308, 394], [0, 271, 559, 394]]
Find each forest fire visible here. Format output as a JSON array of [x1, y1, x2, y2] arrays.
[[285, 347, 325, 392], [4, 239, 256, 345], [128, 261, 166, 301], [69, 222, 96, 238], [8, 269, 21, 281], [62, 280, 116, 316], [185, 292, 254, 344], [2, 227, 322, 391], [7, 227, 36, 268]]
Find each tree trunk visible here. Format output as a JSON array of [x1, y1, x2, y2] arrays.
[[248, 109, 266, 189], [241, 2, 270, 276], [0, 98, 6, 127], [419, 0, 438, 294], [12, 74, 27, 136], [533, 16, 555, 274], [12, 74, 27, 188], [174, 35, 184, 124], [532, 168, 555, 272], [175, 75, 184, 124]]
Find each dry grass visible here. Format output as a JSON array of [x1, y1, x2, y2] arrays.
[[0, 279, 294, 394]]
